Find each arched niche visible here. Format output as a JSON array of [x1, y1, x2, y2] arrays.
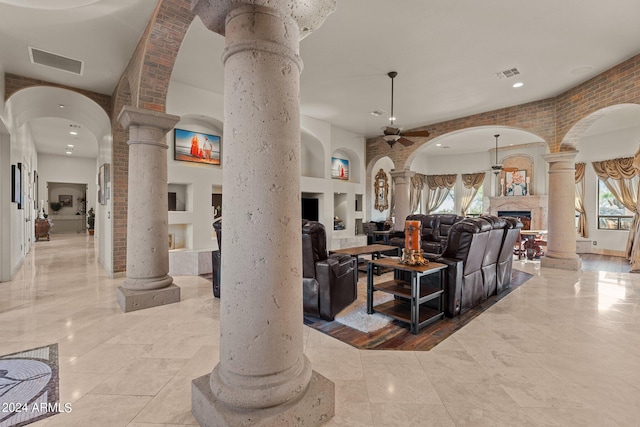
[[301, 130, 324, 178], [331, 147, 361, 183], [369, 156, 394, 222]]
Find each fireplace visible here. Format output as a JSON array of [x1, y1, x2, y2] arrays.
[[489, 195, 547, 230], [498, 210, 531, 230]]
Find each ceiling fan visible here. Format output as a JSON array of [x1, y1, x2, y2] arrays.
[[377, 71, 430, 148]]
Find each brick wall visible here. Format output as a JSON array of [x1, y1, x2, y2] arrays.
[[109, 0, 194, 272], [368, 53, 640, 173]]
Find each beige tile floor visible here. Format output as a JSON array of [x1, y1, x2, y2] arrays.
[[2, 234, 639, 426]]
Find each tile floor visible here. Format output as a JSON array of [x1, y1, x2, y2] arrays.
[[1, 234, 639, 426]]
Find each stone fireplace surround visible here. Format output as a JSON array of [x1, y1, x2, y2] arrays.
[[489, 195, 548, 230]]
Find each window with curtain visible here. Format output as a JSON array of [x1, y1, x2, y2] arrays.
[[597, 178, 637, 230], [466, 185, 483, 217], [431, 191, 455, 213], [592, 156, 638, 232]]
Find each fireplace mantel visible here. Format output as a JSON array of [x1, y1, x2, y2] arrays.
[[489, 195, 548, 230]]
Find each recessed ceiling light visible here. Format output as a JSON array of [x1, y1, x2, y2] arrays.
[[66, 144, 74, 148], [512, 82, 524, 88], [370, 109, 386, 117], [435, 143, 442, 147], [70, 131, 78, 135], [58, 104, 64, 108]]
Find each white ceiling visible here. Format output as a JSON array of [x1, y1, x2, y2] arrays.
[[2, 0, 640, 158]]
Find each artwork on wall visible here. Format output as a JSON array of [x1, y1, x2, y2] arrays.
[[98, 163, 110, 205], [331, 157, 349, 180], [59, 195, 73, 207], [11, 163, 22, 209], [505, 170, 528, 196], [174, 128, 221, 165]]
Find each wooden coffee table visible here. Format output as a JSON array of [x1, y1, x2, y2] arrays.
[[331, 244, 400, 275]]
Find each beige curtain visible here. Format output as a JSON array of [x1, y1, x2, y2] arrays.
[[460, 172, 485, 216], [592, 157, 638, 266], [410, 174, 426, 214], [425, 174, 457, 213], [632, 148, 640, 272], [575, 162, 587, 238]]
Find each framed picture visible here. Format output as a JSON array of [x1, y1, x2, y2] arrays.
[[505, 170, 527, 196], [59, 195, 73, 207], [331, 157, 349, 180], [98, 165, 104, 205], [98, 163, 110, 205], [174, 128, 221, 165], [11, 163, 22, 209]]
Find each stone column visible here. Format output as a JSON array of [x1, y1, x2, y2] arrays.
[[116, 107, 181, 312], [190, 1, 336, 426], [390, 169, 416, 231], [541, 151, 582, 270]]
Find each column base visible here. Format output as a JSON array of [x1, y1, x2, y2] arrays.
[[192, 370, 335, 427], [116, 283, 180, 312], [540, 255, 582, 271]]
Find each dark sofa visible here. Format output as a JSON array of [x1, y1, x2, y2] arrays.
[[388, 213, 464, 256], [436, 216, 522, 317]]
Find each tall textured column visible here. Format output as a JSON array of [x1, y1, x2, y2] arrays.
[[390, 169, 416, 231], [541, 151, 582, 270], [190, 1, 336, 426], [116, 107, 181, 312]]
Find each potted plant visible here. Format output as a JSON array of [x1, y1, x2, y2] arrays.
[[87, 208, 95, 236], [50, 202, 62, 214]]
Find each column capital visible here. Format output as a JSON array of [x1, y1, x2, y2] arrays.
[[117, 106, 180, 133], [389, 169, 417, 180], [542, 150, 579, 164], [191, 0, 336, 39]]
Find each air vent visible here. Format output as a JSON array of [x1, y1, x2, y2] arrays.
[[496, 67, 520, 79], [28, 47, 83, 75]]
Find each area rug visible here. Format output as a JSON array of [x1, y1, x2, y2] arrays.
[[304, 269, 533, 351], [0, 344, 62, 427], [333, 277, 394, 333]]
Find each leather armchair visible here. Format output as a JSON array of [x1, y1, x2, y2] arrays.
[[437, 218, 492, 317], [496, 217, 523, 293], [302, 221, 357, 320], [211, 220, 222, 298]]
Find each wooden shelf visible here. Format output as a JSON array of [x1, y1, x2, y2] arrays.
[[374, 280, 443, 301], [373, 300, 443, 326]]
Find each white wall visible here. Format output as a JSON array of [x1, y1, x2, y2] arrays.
[[8, 123, 38, 277], [166, 82, 367, 251], [410, 143, 549, 214], [38, 154, 97, 216], [576, 125, 640, 253]]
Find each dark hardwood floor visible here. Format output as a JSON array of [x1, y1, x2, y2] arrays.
[[304, 269, 534, 351]]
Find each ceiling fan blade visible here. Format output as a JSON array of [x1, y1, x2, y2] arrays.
[[397, 137, 414, 147], [400, 130, 430, 137]]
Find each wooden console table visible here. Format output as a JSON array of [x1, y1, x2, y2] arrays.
[[35, 218, 51, 241], [367, 258, 447, 334]]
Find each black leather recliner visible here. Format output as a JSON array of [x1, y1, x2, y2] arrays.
[[302, 220, 357, 320], [479, 215, 507, 299], [437, 218, 492, 317], [496, 217, 523, 293]]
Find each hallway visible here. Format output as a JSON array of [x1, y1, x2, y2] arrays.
[[1, 235, 640, 426]]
